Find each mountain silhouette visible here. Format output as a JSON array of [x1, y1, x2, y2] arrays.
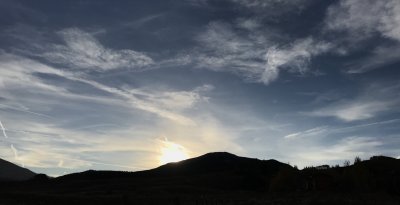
[[58, 152, 291, 188], [144, 152, 291, 176], [1, 153, 400, 205], [0, 158, 36, 181], [58, 152, 290, 178]]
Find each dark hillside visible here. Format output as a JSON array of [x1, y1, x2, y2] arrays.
[[0, 158, 36, 181], [145, 152, 290, 176], [53, 152, 292, 193]]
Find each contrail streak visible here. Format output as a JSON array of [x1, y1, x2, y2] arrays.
[[74, 123, 120, 130], [0, 103, 53, 119], [0, 120, 8, 138], [335, 118, 400, 132], [0, 120, 22, 164], [10, 144, 18, 159]]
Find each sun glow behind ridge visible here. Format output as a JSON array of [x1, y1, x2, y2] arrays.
[[159, 139, 189, 165]]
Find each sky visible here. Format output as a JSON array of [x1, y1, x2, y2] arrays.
[[0, 0, 400, 176]]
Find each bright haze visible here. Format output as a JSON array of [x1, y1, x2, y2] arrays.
[[0, 0, 399, 176]]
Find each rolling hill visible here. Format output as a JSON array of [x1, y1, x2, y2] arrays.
[[0, 158, 36, 181], [58, 152, 291, 180]]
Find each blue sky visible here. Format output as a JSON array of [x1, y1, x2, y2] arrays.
[[0, 0, 399, 176]]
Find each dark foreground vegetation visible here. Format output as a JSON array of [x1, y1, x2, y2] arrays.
[[1, 152, 400, 204]]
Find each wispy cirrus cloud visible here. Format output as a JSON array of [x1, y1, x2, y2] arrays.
[[189, 0, 400, 78], [297, 136, 384, 163], [284, 118, 400, 141], [124, 84, 214, 112], [263, 38, 331, 84], [326, 0, 400, 41], [284, 126, 328, 139], [0, 122, 151, 171], [306, 83, 400, 121], [324, 0, 400, 74], [61, 74, 200, 126], [41, 28, 154, 71], [189, 21, 267, 81], [345, 44, 400, 74], [10, 24, 333, 87], [0, 52, 213, 127], [231, 0, 311, 11], [309, 101, 394, 122], [188, 0, 310, 8], [190, 21, 331, 85]]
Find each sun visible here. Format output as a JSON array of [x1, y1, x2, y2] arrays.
[[159, 140, 189, 165]]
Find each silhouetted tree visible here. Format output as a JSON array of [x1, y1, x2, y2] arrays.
[[354, 156, 362, 164], [343, 160, 350, 167]]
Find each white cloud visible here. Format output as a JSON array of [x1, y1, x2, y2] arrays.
[[184, 0, 400, 79], [121, 13, 164, 29], [380, 1, 400, 40], [284, 126, 328, 139], [346, 44, 400, 73], [297, 136, 383, 163], [283, 119, 400, 141], [188, 0, 311, 11], [63, 75, 198, 126], [43, 28, 154, 71], [0, 53, 208, 126], [326, 0, 400, 41], [324, 0, 400, 74], [0, 52, 67, 92], [193, 22, 331, 85], [0, 102, 52, 119], [263, 38, 331, 84], [194, 21, 266, 78], [307, 83, 400, 121], [158, 115, 245, 157], [122, 84, 213, 112], [236, 18, 261, 30], [143, 91, 203, 111], [232, 0, 306, 7], [230, 0, 311, 15], [196, 21, 261, 56], [310, 101, 393, 122], [0, 120, 8, 138]]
